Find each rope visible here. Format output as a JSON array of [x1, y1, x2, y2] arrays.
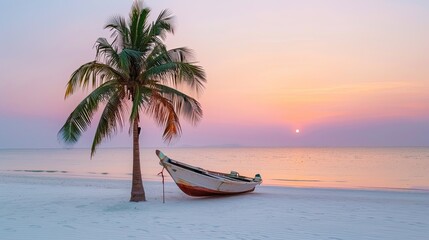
[[157, 167, 166, 203]]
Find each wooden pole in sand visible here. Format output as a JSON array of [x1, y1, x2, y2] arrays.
[[158, 168, 165, 203]]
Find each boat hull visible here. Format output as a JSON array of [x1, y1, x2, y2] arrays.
[[156, 150, 262, 197], [176, 182, 255, 197]]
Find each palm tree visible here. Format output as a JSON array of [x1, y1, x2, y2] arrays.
[[58, 1, 206, 202]]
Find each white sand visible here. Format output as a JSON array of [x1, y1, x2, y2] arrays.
[[1, 173, 428, 240]]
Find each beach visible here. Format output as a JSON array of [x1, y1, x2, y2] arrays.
[[1, 173, 428, 240], [1, 0, 428, 239]]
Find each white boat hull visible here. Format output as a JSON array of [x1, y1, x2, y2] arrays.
[[156, 150, 262, 197]]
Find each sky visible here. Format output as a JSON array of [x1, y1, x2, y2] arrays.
[[0, 0, 428, 148]]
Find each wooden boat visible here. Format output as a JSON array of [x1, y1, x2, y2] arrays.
[[156, 150, 262, 197]]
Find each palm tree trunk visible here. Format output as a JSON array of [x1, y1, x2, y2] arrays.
[[130, 118, 146, 202]]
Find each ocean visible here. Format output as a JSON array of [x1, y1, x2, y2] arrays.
[[1, 147, 428, 191]]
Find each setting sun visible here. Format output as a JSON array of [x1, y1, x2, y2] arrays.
[[295, 129, 300, 133]]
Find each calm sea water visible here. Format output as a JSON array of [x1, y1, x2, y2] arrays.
[[0, 147, 428, 191]]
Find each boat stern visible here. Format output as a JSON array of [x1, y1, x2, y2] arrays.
[[253, 174, 263, 184]]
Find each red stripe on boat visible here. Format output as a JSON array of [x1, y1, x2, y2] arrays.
[[176, 183, 255, 197]]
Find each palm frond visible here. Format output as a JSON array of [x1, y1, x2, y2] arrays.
[[105, 15, 130, 49], [143, 46, 206, 94], [168, 47, 193, 62], [95, 38, 123, 70], [129, 5, 150, 50], [59, 81, 119, 144], [146, 46, 188, 69], [150, 9, 174, 40], [65, 62, 125, 98], [135, 9, 174, 55], [144, 61, 206, 95], [91, 88, 127, 156], [96, 37, 143, 75], [146, 92, 181, 142], [154, 83, 203, 125]]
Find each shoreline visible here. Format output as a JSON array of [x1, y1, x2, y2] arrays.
[[2, 170, 428, 194]]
